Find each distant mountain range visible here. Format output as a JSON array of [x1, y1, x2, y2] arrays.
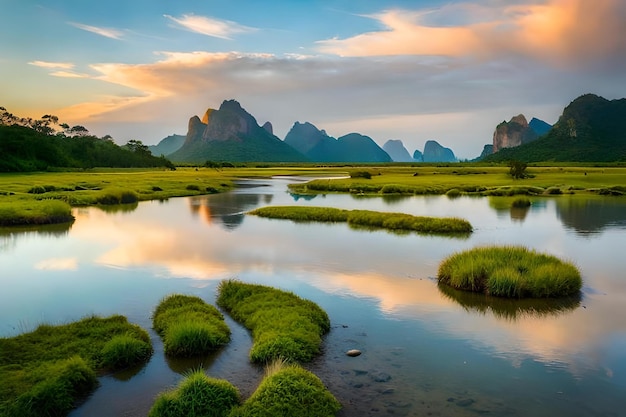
[[150, 94, 626, 164]]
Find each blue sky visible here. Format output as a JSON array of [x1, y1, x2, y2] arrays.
[[2, 0, 626, 159]]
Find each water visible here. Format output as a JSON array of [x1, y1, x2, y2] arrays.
[[1, 177, 625, 416]]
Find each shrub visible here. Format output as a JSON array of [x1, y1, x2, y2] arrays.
[[544, 187, 563, 195], [438, 246, 582, 298], [230, 361, 341, 417], [149, 370, 240, 417], [185, 184, 201, 191], [96, 188, 139, 204], [152, 294, 230, 357], [217, 280, 330, 363], [446, 188, 461, 198], [350, 170, 372, 179]]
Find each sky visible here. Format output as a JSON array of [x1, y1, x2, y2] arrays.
[[2, 0, 626, 159]]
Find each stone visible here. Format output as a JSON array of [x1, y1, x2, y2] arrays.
[[346, 349, 362, 357]]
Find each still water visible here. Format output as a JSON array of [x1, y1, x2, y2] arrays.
[[1, 176, 625, 416]]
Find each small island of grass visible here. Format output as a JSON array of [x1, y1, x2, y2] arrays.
[[152, 294, 231, 357], [0, 315, 152, 417], [216, 280, 330, 363], [0, 199, 74, 226], [248, 206, 472, 235], [437, 246, 582, 298]]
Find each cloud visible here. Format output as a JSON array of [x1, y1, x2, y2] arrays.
[[68, 22, 124, 40], [164, 14, 256, 39], [49, 71, 89, 78], [316, 0, 626, 69], [28, 61, 75, 69], [35, 258, 78, 271]]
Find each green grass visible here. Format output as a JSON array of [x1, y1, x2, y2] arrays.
[[216, 280, 330, 364], [437, 246, 582, 298], [230, 359, 341, 417], [149, 370, 240, 417], [0, 199, 73, 226], [152, 294, 231, 357], [0, 315, 152, 417], [248, 206, 472, 235]]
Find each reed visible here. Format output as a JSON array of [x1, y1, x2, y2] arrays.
[[216, 280, 330, 363], [437, 246, 582, 298], [152, 294, 230, 357]]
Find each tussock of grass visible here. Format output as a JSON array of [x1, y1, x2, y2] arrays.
[[0, 315, 151, 416], [152, 294, 231, 357], [95, 188, 139, 205], [101, 334, 153, 370], [148, 370, 240, 417], [216, 280, 330, 363], [0, 199, 74, 226], [230, 361, 341, 417], [248, 206, 472, 235], [437, 246, 582, 298]]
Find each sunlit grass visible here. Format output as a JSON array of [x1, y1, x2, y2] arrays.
[[216, 280, 330, 364], [152, 294, 231, 357], [437, 246, 582, 298], [148, 369, 240, 417], [0, 199, 73, 226], [248, 205, 472, 235], [230, 360, 341, 417], [0, 315, 152, 416]]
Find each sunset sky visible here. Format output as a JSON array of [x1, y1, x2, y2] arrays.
[[2, 0, 625, 159]]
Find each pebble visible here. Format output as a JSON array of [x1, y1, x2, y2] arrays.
[[346, 349, 362, 357]]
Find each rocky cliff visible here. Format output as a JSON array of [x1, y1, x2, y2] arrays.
[[492, 114, 538, 152], [148, 134, 185, 157], [383, 139, 414, 162], [168, 100, 307, 163], [422, 140, 457, 162]]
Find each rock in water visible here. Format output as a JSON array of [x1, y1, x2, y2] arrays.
[[346, 349, 362, 357]]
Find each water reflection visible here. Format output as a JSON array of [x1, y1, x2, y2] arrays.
[[0, 222, 74, 251], [555, 196, 626, 235], [438, 283, 581, 321], [188, 193, 274, 230]]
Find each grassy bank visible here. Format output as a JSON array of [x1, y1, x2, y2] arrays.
[[0, 315, 151, 417], [149, 370, 241, 417], [288, 166, 626, 197], [248, 205, 473, 235], [437, 246, 582, 298], [0, 199, 73, 226], [230, 360, 341, 417], [152, 294, 231, 357], [216, 280, 330, 363]]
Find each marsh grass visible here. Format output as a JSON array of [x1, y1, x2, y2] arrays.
[[0, 315, 151, 416], [152, 294, 231, 357], [148, 369, 240, 417], [437, 246, 582, 298], [230, 360, 341, 417], [249, 206, 472, 235], [0, 199, 73, 226], [216, 280, 330, 363]]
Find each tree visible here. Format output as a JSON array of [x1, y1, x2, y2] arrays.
[[509, 160, 528, 179]]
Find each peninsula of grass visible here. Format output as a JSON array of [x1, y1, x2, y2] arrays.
[[230, 360, 341, 417], [148, 369, 241, 417], [437, 246, 582, 298], [216, 280, 330, 363], [0, 199, 73, 226], [152, 294, 231, 357], [0, 315, 152, 417], [248, 206, 473, 235]]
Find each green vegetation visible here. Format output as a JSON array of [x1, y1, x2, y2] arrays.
[[437, 246, 582, 298], [216, 280, 330, 363], [0, 199, 73, 226], [152, 295, 231, 357], [149, 370, 240, 417], [0, 315, 151, 417], [511, 197, 532, 208], [248, 206, 473, 235], [230, 360, 341, 417]]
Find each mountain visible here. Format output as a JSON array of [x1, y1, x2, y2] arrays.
[[168, 100, 308, 163], [148, 134, 185, 157], [422, 140, 457, 162], [383, 140, 414, 162], [485, 94, 626, 162], [413, 150, 423, 162], [492, 114, 538, 153], [529, 117, 552, 136], [284, 121, 391, 162]]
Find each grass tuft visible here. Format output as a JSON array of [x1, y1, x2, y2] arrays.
[[148, 369, 240, 417], [437, 245, 582, 298], [152, 294, 231, 357], [216, 280, 330, 363], [101, 334, 153, 370]]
